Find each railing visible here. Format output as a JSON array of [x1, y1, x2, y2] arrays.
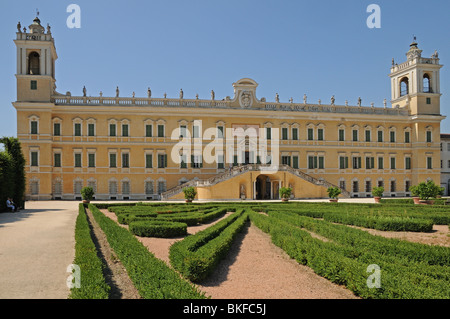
[[52, 95, 409, 116], [160, 164, 351, 200]]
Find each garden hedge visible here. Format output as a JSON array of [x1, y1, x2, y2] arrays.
[[129, 220, 187, 238], [88, 204, 206, 299], [69, 204, 110, 299]]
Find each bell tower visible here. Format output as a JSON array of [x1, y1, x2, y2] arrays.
[[14, 15, 57, 102], [389, 37, 443, 116]]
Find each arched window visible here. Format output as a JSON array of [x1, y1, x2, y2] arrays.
[[28, 52, 40, 75], [423, 74, 431, 93], [400, 77, 409, 96]]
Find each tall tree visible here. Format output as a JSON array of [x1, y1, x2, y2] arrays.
[[1, 137, 26, 210]]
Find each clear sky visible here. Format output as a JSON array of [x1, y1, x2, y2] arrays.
[[1, 0, 449, 138]]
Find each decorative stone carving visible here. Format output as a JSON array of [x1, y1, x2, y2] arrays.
[[179, 88, 183, 99], [17, 22, 21, 33], [331, 95, 335, 106], [147, 87, 151, 98], [116, 86, 119, 98], [240, 90, 252, 108], [275, 93, 279, 103]]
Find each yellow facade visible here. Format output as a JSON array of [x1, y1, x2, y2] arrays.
[[13, 18, 445, 201]]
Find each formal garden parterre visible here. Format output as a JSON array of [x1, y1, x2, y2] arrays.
[[71, 200, 450, 299]]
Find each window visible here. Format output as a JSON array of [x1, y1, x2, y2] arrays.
[[378, 157, 384, 169], [390, 180, 396, 193], [109, 124, 116, 137], [448, 143, 450, 152], [122, 124, 129, 137], [217, 126, 224, 138], [191, 155, 202, 168], [193, 125, 200, 138], [423, 74, 431, 93], [145, 124, 153, 137], [180, 154, 187, 169], [426, 97, 431, 104], [88, 153, 95, 168], [30, 80, 37, 90], [30, 181, 39, 195], [427, 157, 432, 169], [158, 154, 168, 168], [74, 123, 81, 137], [157, 124, 165, 137], [317, 129, 324, 141], [282, 128, 288, 140], [365, 130, 371, 142], [365, 180, 372, 193], [405, 180, 411, 192], [28, 52, 40, 75], [145, 154, 153, 168], [390, 131, 396, 143], [122, 153, 129, 168], [366, 157, 375, 169], [74, 153, 82, 167], [158, 181, 166, 194], [54, 153, 61, 167], [292, 128, 298, 141], [352, 181, 359, 193], [378, 180, 384, 188], [308, 156, 324, 169], [426, 131, 432, 143], [339, 156, 349, 169], [122, 181, 130, 195], [448, 160, 450, 169], [145, 181, 154, 195], [109, 153, 117, 168], [88, 123, 95, 136], [54, 123, 61, 136], [307, 128, 314, 141], [266, 127, 271, 140], [352, 129, 358, 142], [109, 180, 118, 195], [377, 130, 383, 142], [400, 77, 409, 96], [404, 131, 410, 143], [405, 157, 411, 170], [74, 180, 83, 196], [390, 157, 396, 170], [352, 156, 362, 169], [31, 121, 38, 134], [292, 156, 299, 169], [31, 152, 38, 166], [338, 129, 345, 141], [281, 156, 291, 166], [217, 154, 225, 169], [339, 180, 346, 191]]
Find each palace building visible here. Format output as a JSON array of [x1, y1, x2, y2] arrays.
[[13, 17, 445, 201]]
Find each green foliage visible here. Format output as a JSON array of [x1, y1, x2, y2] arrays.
[[279, 187, 292, 199], [88, 204, 205, 299], [371, 186, 384, 198], [182, 186, 197, 200], [69, 204, 110, 299], [327, 186, 341, 199], [80, 186, 95, 201], [0, 137, 25, 211], [413, 181, 442, 200], [129, 220, 187, 238], [249, 209, 450, 299], [170, 209, 248, 282]]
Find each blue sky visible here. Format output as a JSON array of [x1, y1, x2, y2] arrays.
[[1, 0, 449, 138]]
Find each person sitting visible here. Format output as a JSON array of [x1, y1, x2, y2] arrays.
[[6, 197, 17, 212]]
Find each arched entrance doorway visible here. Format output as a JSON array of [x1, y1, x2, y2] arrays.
[[255, 175, 280, 200]]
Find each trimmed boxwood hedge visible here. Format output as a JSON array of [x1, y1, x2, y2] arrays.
[[170, 209, 248, 282], [129, 220, 187, 238], [69, 204, 110, 299], [88, 204, 206, 299]]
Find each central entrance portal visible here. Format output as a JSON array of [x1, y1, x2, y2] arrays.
[[255, 175, 272, 200]]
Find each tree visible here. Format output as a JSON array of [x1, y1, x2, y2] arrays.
[[327, 186, 341, 199], [279, 187, 292, 201], [413, 180, 441, 201], [80, 186, 95, 203], [1, 137, 25, 211], [182, 186, 197, 202]]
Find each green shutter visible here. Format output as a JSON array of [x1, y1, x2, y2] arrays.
[[158, 125, 164, 137], [293, 156, 299, 169], [365, 130, 371, 142], [318, 156, 324, 169], [308, 128, 313, 140], [282, 128, 288, 140], [31, 152, 38, 166], [88, 123, 95, 136], [110, 124, 116, 137], [74, 123, 81, 136], [88, 153, 95, 167], [292, 128, 298, 140], [353, 130, 358, 141], [54, 123, 60, 136], [110, 154, 116, 168], [405, 131, 410, 143], [54, 153, 61, 167], [75, 153, 81, 167], [266, 127, 271, 140], [345, 157, 349, 169], [371, 157, 375, 169], [378, 131, 383, 142], [146, 124, 152, 137], [31, 121, 38, 134], [378, 157, 383, 169], [122, 124, 129, 137], [339, 129, 344, 141], [318, 129, 324, 141], [146, 154, 152, 168]]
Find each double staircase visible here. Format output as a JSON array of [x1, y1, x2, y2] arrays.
[[160, 164, 351, 200]]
